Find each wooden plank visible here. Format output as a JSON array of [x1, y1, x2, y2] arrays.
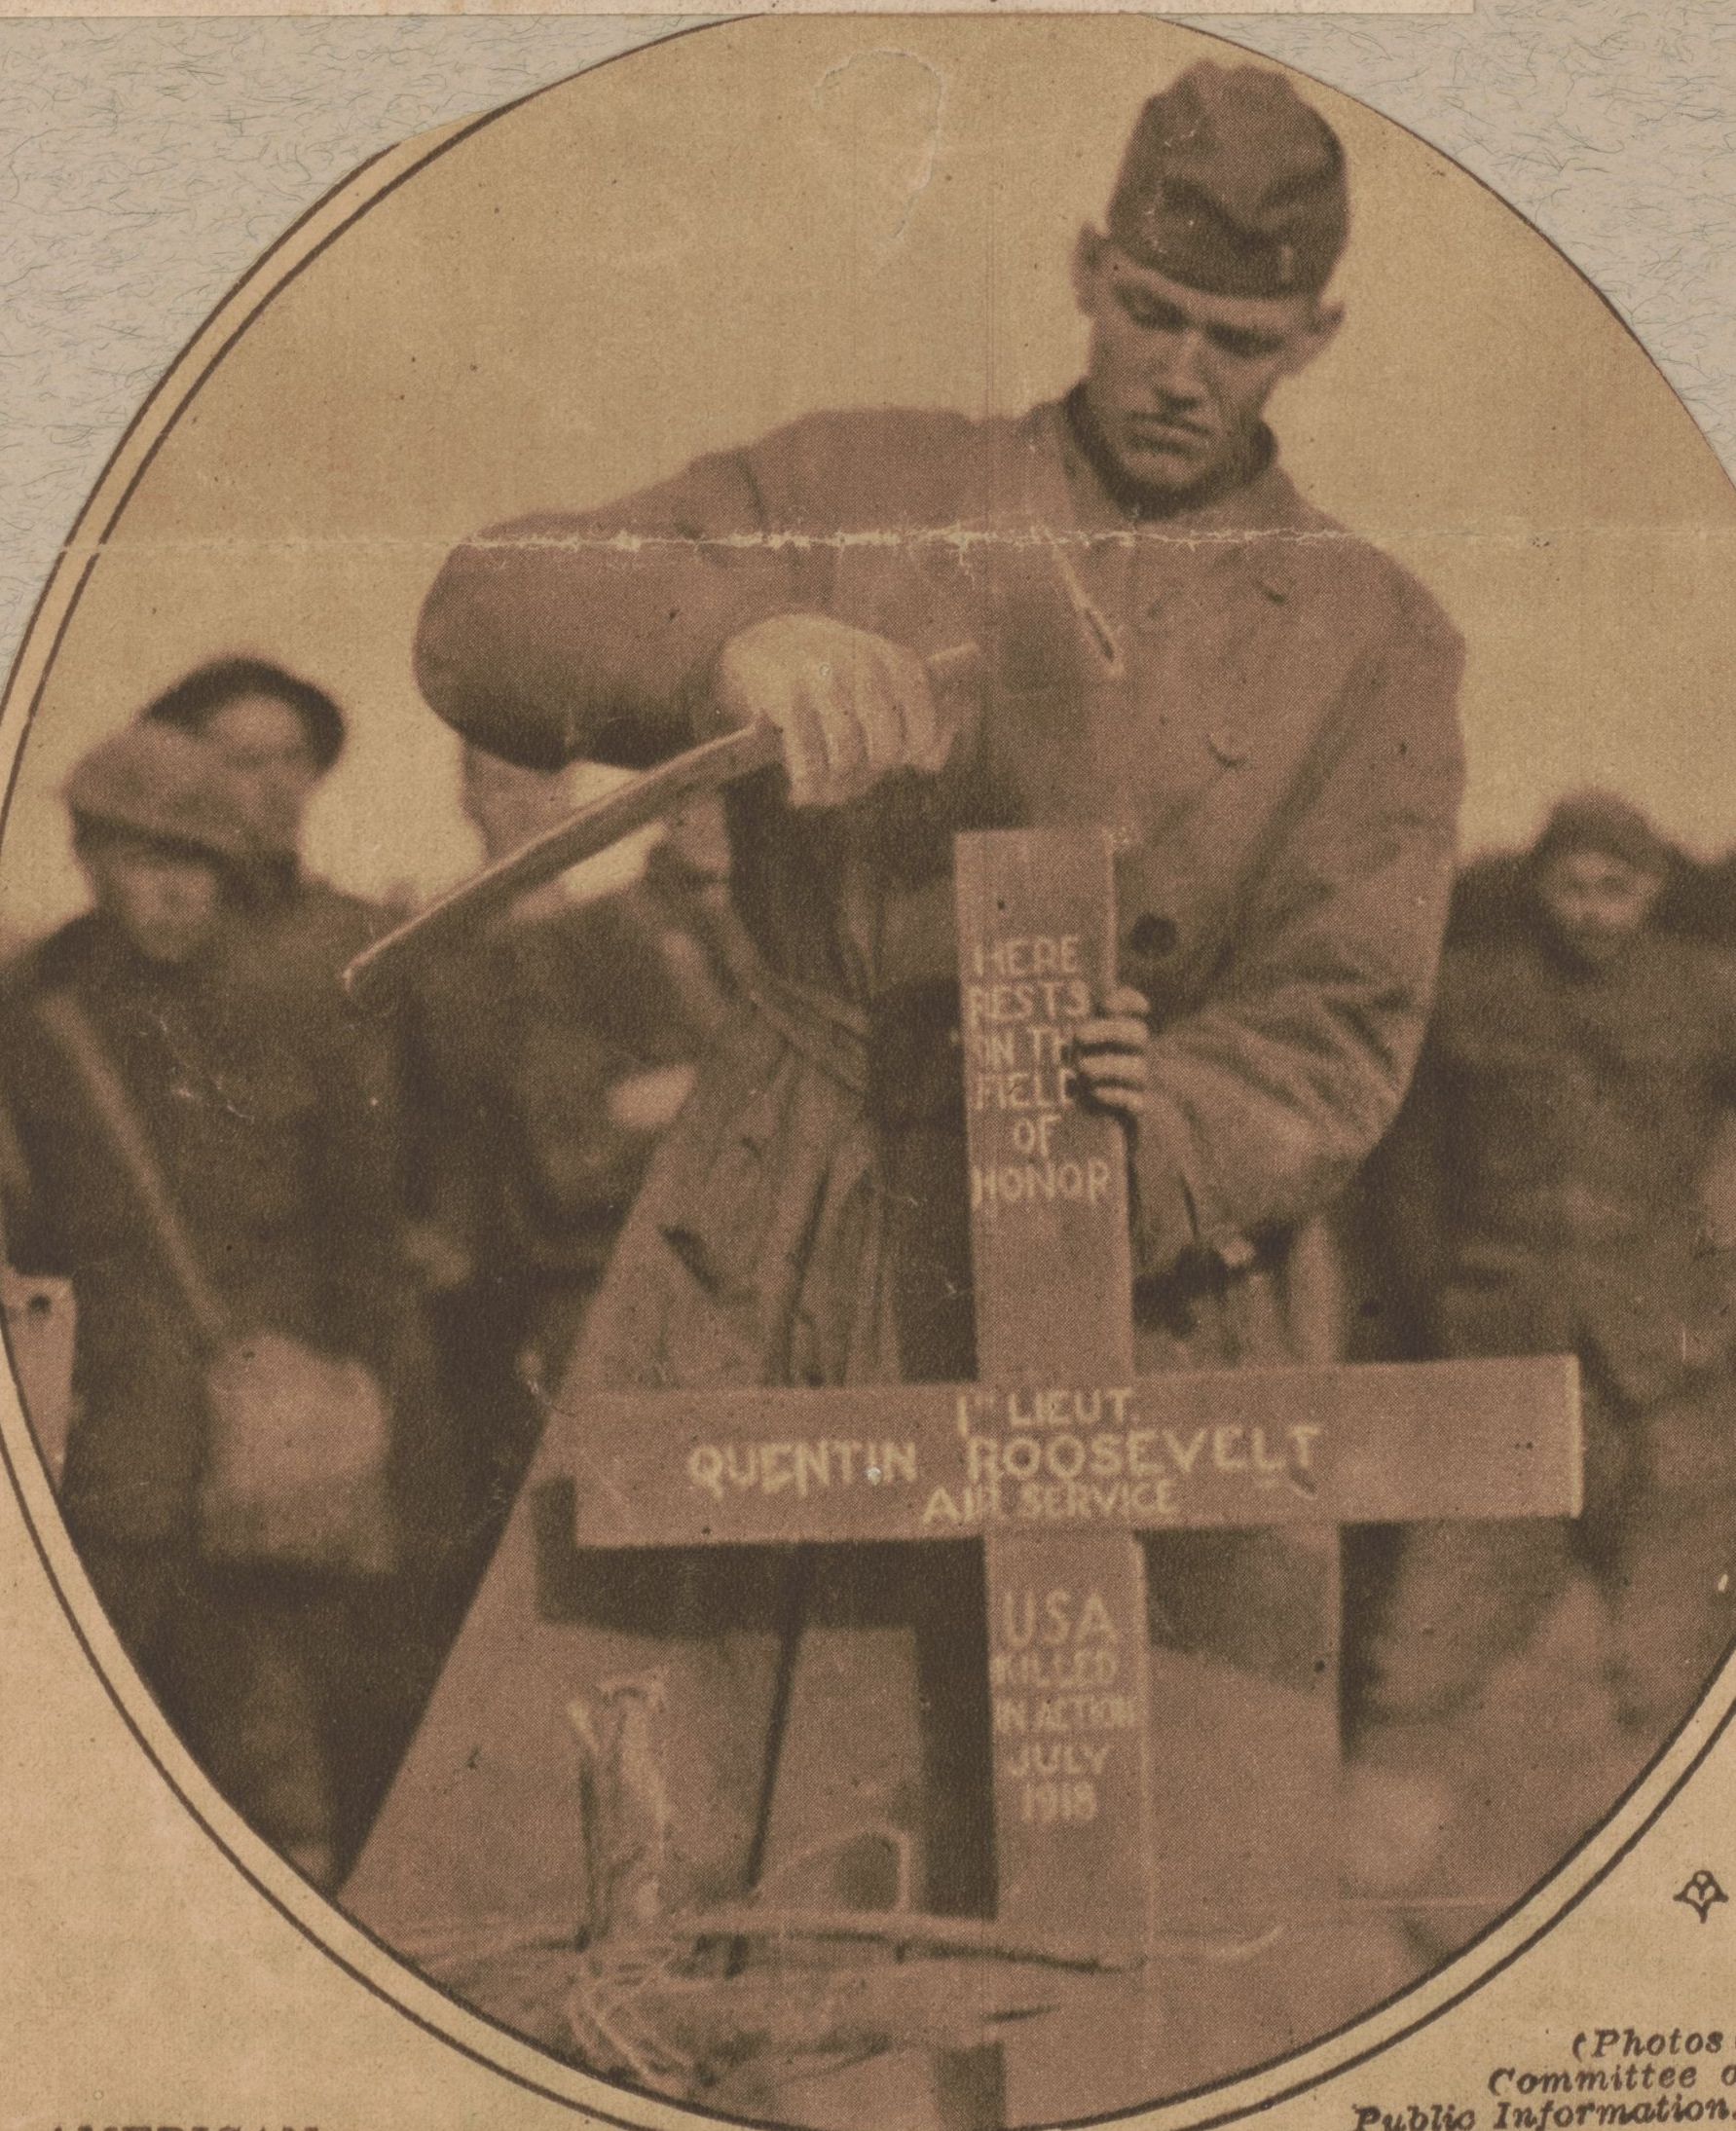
[[955, 827, 1154, 2122], [561, 1355, 1580, 1548]]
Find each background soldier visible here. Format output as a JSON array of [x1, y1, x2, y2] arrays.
[[140, 655, 388, 991], [143, 656, 470, 1782], [1353, 792, 1736, 1934], [0, 724, 415, 1884], [403, 746, 742, 1576]]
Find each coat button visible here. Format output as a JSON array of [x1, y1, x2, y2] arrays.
[[1129, 913, 1179, 959]]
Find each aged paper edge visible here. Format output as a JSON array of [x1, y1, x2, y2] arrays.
[[0, 1, 1475, 17]]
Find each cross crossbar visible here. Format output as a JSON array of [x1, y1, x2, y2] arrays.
[[562, 1355, 1578, 1550]]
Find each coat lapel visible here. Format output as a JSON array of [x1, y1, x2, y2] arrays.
[[1002, 406, 1314, 840]]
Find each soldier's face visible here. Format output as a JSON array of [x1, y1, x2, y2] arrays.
[[1072, 233, 1340, 495], [83, 835, 223, 966], [203, 694, 323, 854], [1534, 848, 1664, 966]]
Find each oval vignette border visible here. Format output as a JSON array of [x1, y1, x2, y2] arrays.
[[2, 18, 1735, 2131]]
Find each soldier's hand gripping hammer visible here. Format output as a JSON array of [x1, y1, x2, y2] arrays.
[[344, 635, 982, 1010]]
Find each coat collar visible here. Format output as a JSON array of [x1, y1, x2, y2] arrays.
[[998, 399, 1322, 784], [1018, 395, 1311, 607]]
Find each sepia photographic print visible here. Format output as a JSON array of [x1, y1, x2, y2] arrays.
[[6, 9, 1736, 2128]]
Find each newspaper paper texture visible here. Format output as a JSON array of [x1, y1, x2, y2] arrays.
[[3, 8, 1735, 2129]]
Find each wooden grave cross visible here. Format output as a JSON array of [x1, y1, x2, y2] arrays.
[[348, 827, 1579, 2126], [554, 828, 1579, 2115]]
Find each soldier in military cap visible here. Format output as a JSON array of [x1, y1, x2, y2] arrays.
[[389, 61, 1465, 1977], [138, 655, 382, 991], [418, 56, 1462, 1383], [0, 723, 415, 1883], [135, 657, 406, 1245], [139, 659, 474, 1782], [401, 746, 745, 1581]]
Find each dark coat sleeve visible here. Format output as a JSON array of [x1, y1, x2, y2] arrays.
[[1354, 1017, 1456, 1350], [413, 410, 985, 772], [1129, 571, 1467, 1275], [291, 997, 412, 1368], [0, 1015, 66, 1278], [414, 425, 838, 771]]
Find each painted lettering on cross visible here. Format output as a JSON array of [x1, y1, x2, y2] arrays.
[[963, 930, 1115, 1215], [916, 1384, 1326, 1530], [569, 1355, 1574, 1550], [686, 1437, 919, 1504], [989, 1581, 1129, 1833], [658, 1386, 1329, 1535]]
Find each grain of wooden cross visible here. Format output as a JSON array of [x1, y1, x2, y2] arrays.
[[348, 827, 1579, 2126]]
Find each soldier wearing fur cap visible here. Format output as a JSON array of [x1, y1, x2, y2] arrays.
[[0, 723, 413, 1884], [1355, 791, 1736, 1918], [372, 61, 1466, 2003]]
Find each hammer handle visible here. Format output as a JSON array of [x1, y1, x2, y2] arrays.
[[344, 640, 980, 1009], [344, 722, 779, 1009]]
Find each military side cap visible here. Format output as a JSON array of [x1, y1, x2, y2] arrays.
[[1108, 61, 1348, 300], [64, 724, 254, 863], [1530, 790, 1674, 878]]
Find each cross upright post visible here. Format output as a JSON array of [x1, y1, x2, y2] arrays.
[[954, 827, 1158, 2121]]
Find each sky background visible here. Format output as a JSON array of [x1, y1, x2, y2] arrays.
[[3, 9, 1734, 938]]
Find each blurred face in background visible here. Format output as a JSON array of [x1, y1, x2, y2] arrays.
[[77, 830, 224, 966], [202, 694, 323, 855], [460, 745, 576, 865], [1533, 846, 1664, 969]]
